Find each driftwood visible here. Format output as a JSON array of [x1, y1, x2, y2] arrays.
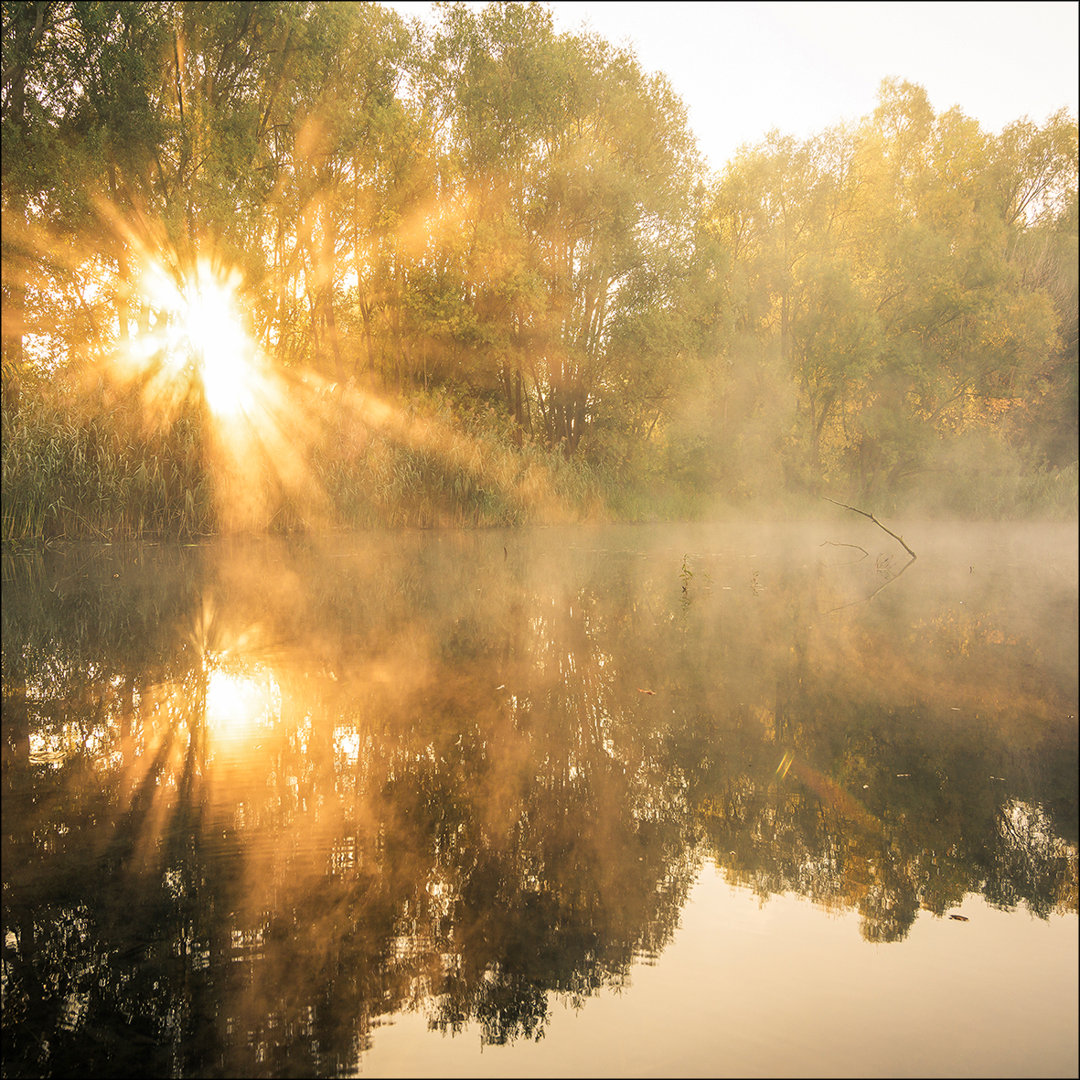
[[823, 497, 916, 560]]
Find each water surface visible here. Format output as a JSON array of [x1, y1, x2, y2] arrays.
[[3, 521, 1077, 1077]]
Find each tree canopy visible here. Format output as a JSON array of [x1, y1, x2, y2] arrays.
[[2, 3, 1077, 530]]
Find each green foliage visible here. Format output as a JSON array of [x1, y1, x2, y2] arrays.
[[2, 5, 1076, 532], [692, 78, 1077, 509]]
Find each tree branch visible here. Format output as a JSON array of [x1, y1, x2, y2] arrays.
[[822, 496, 916, 560]]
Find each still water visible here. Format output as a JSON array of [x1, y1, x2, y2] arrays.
[[2, 521, 1077, 1078]]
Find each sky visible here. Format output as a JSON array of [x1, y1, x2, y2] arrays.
[[384, 1, 1080, 171]]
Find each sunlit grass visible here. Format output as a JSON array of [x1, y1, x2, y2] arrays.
[[2, 382, 613, 540], [1, 397, 213, 541], [316, 383, 606, 528]]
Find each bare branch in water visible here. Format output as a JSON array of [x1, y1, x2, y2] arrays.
[[822, 497, 917, 560]]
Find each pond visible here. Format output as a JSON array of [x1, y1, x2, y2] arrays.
[[2, 520, 1077, 1078]]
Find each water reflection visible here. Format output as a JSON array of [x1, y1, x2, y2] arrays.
[[2, 524, 1077, 1077]]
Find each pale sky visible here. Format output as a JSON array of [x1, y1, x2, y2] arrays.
[[385, 1, 1080, 171]]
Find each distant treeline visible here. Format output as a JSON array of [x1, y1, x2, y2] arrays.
[[2, 2, 1077, 538]]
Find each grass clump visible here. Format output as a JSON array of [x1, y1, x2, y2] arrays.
[[2, 396, 215, 543], [2, 382, 611, 543]]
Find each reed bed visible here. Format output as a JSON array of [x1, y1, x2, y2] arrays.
[[313, 388, 608, 530], [2, 386, 612, 543], [5, 384, 1074, 545], [2, 398, 215, 543]]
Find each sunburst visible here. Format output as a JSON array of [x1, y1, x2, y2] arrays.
[[140, 257, 258, 419]]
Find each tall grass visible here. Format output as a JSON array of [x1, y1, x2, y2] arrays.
[[2, 384, 611, 543], [5, 381, 1074, 544], [2, 397, 215, 543], [890, 430, 1080, 521], [313, 388, 607, 530]]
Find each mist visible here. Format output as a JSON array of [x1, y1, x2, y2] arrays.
[[2, 4, 1077, 1075]]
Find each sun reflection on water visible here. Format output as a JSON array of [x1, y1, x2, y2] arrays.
[[204, 667, 281, 749]]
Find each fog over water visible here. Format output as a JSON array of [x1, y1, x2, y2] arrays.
[[2, 518, 1077, 1077]]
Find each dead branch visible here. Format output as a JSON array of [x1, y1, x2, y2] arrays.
[[822, 497, 916, 560]]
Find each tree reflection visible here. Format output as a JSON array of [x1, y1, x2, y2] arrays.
[[2, 530, 1077, 1074]]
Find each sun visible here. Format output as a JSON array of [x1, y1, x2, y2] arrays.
[[122, 250, 324, 532], [178, 271, 255, 417], [140, 257, 258, 418]]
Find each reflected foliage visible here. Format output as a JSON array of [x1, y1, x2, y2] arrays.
[[2, 525, 1077, 1075]]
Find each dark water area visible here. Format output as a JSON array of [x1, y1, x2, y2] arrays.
[[2, 520, 1077, 1078]]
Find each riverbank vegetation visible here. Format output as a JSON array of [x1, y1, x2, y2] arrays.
[[2, 2, 1077, 540]]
